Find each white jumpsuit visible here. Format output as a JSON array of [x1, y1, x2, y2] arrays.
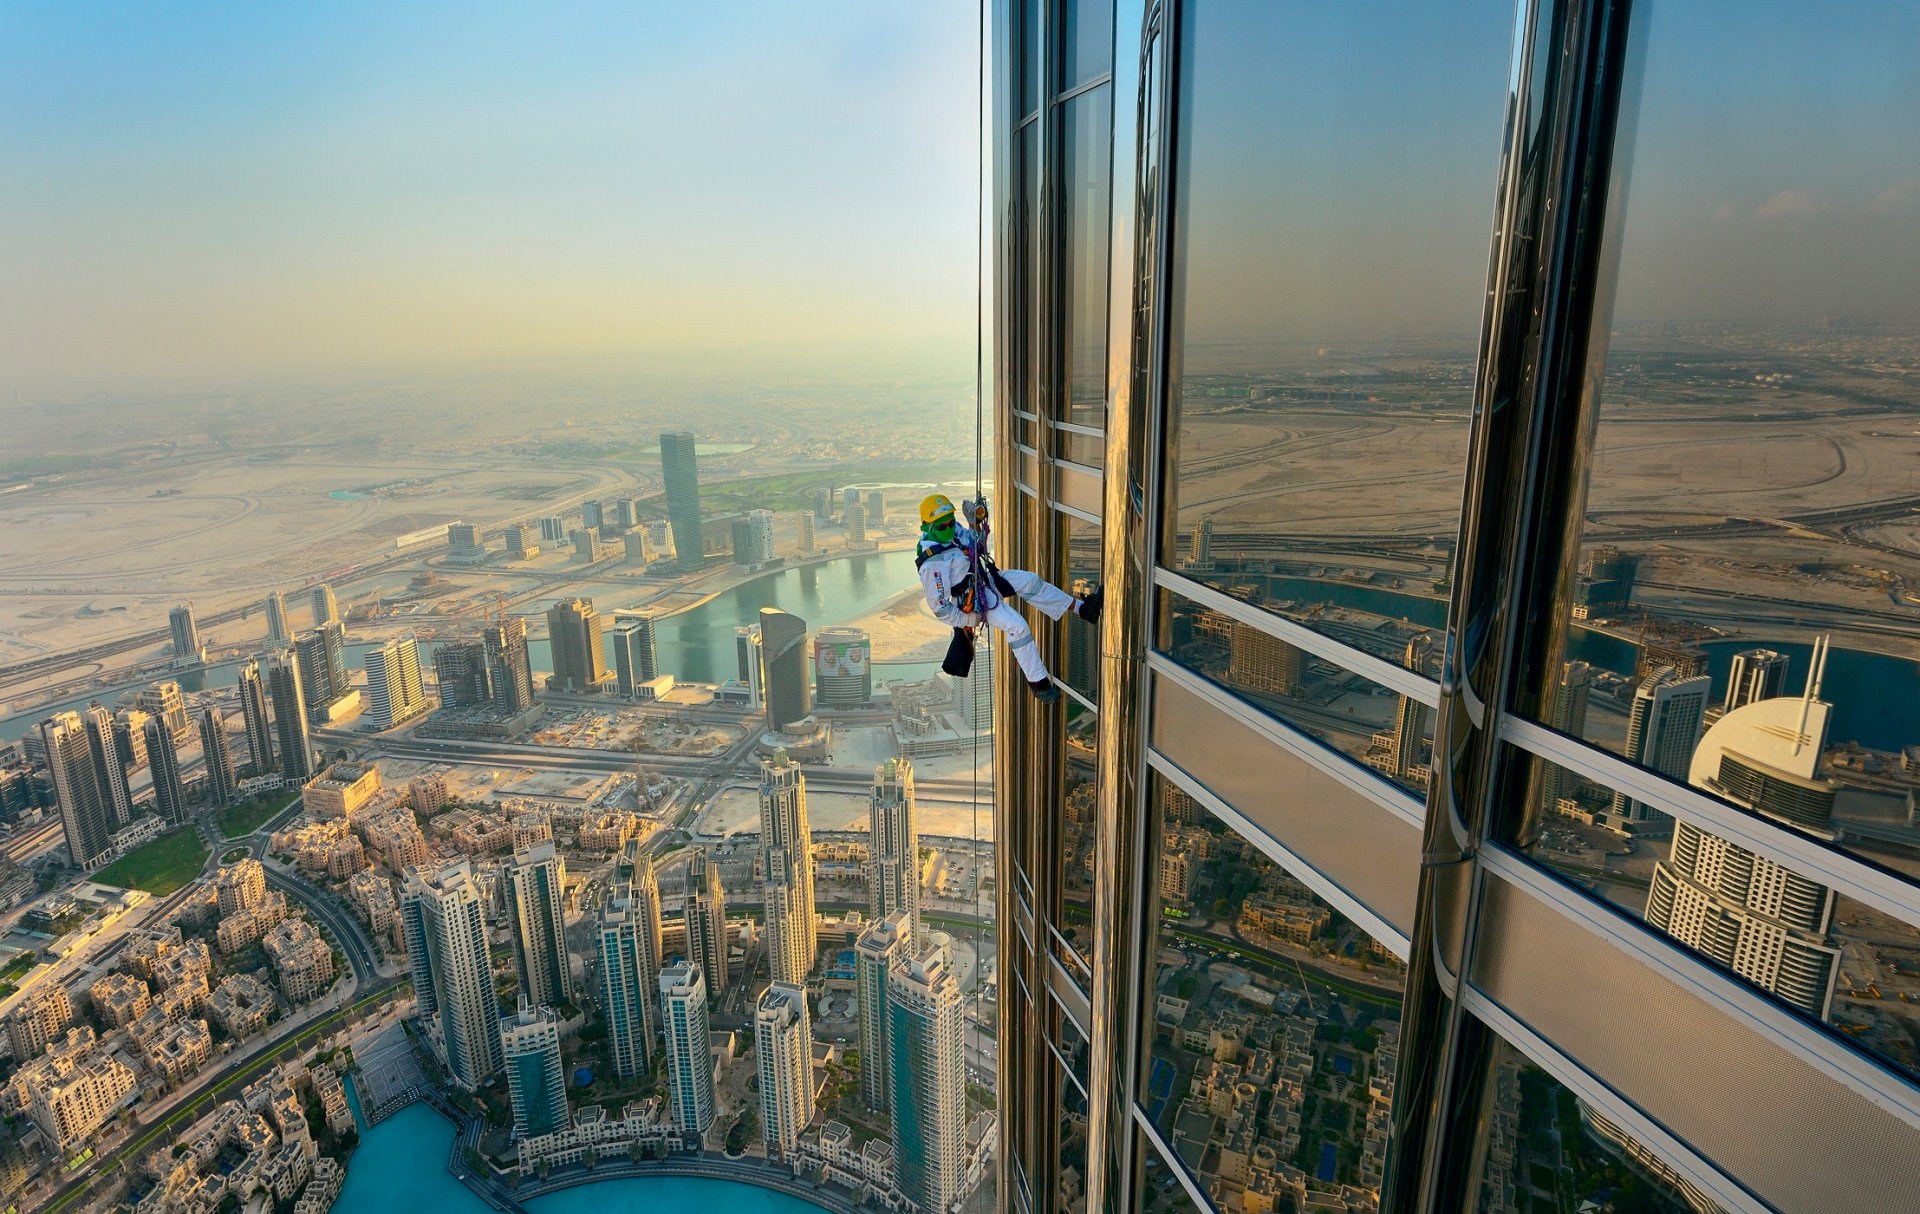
[[917, 525, 1076, 684]]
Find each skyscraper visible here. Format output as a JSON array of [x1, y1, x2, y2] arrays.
[[855, 910, 913, 1114], [610, 613, 659, 698], [887, 941, 966, 1214], [658, 961, 714, 1140], [1724, 648, 1790, 714], [310, 583, 338, 627], [434, 640, 492, 709], [501, 1001, 569, 1140], [758, 607, 810, 730], [581, 500, 605, 532], [504, 522, 537, 560], [754, 982, 813, 1158], [294, 624, 347, 720], [748, 509, 776, 564], [1538, 660, 1593, 815], [730, 516, 756, 568], [484, 617, 536, 713], [546, 598, 611, 693], [759, 750, 817, 987], [735, 624, 764, 710], [597, 865, 663, 1079], [507, 841, 572, 1008], [111, 708, 150, 771], [682, 852, 729, 1000], [80, 704, 133, 832], [39, 711, 114, 868], [264, 591, 289, 644], [868, 757, 919, 932], [813, 627, 872, 709], [1610, 667, 1711, 829], [796, 511, 815, 556], [364, 633, 428, 728], [659, 432, 704, 570], [199, 707, 236, 806], [143, 715, 186, 825], [168, 603, 204, 664], [265, 649, 314, 782], [401, 862, 502, 1089], [1383, 634, 1435, 785], [846, 502, 866, 545], [236, 659, 275, 774], [864, 490, 884, 526], [136, 681, 192, 747]]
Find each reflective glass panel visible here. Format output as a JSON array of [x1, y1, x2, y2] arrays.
[[1060, 707, 1098, 983], [1060, 84, 1112, 429], [1013, 121, 1041, 414], [1467, 1031, 1728, 1214], [1058, 0, 1113, 92], [1056, 424, 1105, 466], [1532, 4, 1920, 886], [1138, 1125, 1210, 1214], [1058, 1050, 1092, 1211], [1139, 774, 1407, 1207], [1056, 509, 1102, 703], [1515, 752, 1920, 1086], [1160, 2, 1510, 629], [1160, 589, 1437, 798]]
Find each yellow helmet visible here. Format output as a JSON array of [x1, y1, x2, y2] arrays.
[[919, 494, 957, 526]]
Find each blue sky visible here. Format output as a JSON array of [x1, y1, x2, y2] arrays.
[[0, 2, 980, 392]]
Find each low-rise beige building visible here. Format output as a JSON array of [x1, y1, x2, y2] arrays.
[[89, 971, 153, 1028], [302, 761, 383, 819], [207, 974, 276, 1039], [5, 982, 75, 1060], [263, 918, 336, 1004]]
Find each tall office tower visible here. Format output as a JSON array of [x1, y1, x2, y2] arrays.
[[855, 910, 913, 1113], [1610, 667, 1712, 828], [759, 750, 818, 986], [311, 583, 338, 627], [1385, 635, 1436, 783], [293, 628, 336, 717], [581, 500, 605, 532], [483, 617, 536, 713], [1538, 661, 1593, 814], [796, 511, 815, 556], [546, 599, 611, 693], [445, 521, 485, 563], [434, 639, 492, 709], [735, 624, 764, 710], [682, 852, 729, 999], [503, 522, 534, 560], [1574, 545, 1638, 616], [954, 645, 993, 732], [754, 982, 814, 1158], [1636, 634, 1707, 685], [401, 862, 503, 1089], [868, 758, 919, 932], [39, 712, 114, 868], [597, 867, 664, 1079], [571, 527, 602, 561], [1186, 516, 1215, 571], [611, 498, 638, 531], [264, 590, 289, 644], [1725, 648, 1789, 714], [758, 607, 811, 730], [846, 503, 867, 545], [168, 603, 204, 664], [364, 634, 428, 728], [813, 627, 873, 709], [199, 707, 236, 806], [864, 490, 884, 526], [137, 681, 193, 746], [730, 516, 756, 568], [748, 509, 777, 563], [143, 716, 186, 825], [887, 943, 966, 1214], [658, 961, 715, 1139], [264, 650, 314, 782], [659, 431, 704, 570], [622, 530, 651, 567], [842, 487, 861, 515], [112, 708, 151, 771], [610, 613, 659, 698], [236, 660, 275, 773], [1228, 622, 1305, 695], [501, 1001, 569, 1140], [813, 487, 831, 520], [539, 515, 568, 544], [506, 841, 573, 1008], [80, 705, 134, 832]]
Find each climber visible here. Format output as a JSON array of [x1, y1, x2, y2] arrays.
[[915, 493, 1101, 703]]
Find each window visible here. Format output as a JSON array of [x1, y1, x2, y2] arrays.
[[1057, 78, 1113, 433], [1058, 508, 1103, 704], [1059, 709, 1099, 988]]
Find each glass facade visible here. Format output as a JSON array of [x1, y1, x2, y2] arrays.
[[992, 2, 1920, 1212]]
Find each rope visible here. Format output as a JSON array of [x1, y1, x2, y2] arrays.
[[967, 0, 989, 1077]]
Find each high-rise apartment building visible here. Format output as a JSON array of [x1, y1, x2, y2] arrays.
[[846, 502, 866, 545], [748, 508, 776, 564], [597, 863, 663, 1079], [199, 707, 236, 806], [236, 659, 275, 774], [264, 590, 289, 644], [293, 622, 348, 721], [1724, 647, 1790, 714], [506, 841, 572, 1008], [1610, 667, 1711, 829], [310, 583, 338, 627], [864, 490, 884, 526], [730, 516, 756, 568], [868, 758, 918, 932], [445, 521, 485, 563], [609, 612, 659, 697], [755, 982, 813, 1158], [682, 852, 729, 1000], [168, 603, 204, 665], [539, 516, 568, 544], [758, 750, 816, 987], [658, 961, 714, 1140], [503, 522, 537, 560], [813, 627, 872, 709], [545, 599, 611, 693], [1538, 660, 1593, 815], [659, 432, 704, 570], [501, 1001, 569, 1140], [264, 649, 314, 782], [111, 708, 149, 771], [484, 617, 537, 713], [855, 910, 913, 1114], [401, 861, 502, 1089], [80, 705, 133, 833], [136, 681, 191, 747], [40, 711, 113, 867], [758, 607, 810, 730], [887, 941, 966, 1214], [1227, 622, 1304, 696], [734, 624, 764, 710], [796, 510, 815, 556], [364, 633, 428, 728], [143, 715, 186, 825], [434, 639, 492, 709], [581, 500, 604, 532]]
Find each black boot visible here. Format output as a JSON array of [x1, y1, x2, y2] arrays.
[[1075, 584, 1103, 626], [1027, 677, 1061, 703]]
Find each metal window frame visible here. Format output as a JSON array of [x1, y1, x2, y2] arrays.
[[1133, 1104, 1219, 1214]]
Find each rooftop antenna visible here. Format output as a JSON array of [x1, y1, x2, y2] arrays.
[[1793, 633, 1829, 755]]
